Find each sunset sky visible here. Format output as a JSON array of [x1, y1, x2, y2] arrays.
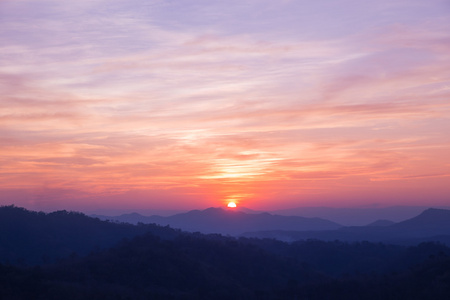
[[1, 0, 450, 213]]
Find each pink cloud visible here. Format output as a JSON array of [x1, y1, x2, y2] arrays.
[[1, 0, 449, 211]]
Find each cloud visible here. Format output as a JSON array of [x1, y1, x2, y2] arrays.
[[371, 173, 450, 182], [1, 0, 449, 210]]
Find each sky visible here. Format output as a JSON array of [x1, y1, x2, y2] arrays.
[[1, 0, 450, 213]]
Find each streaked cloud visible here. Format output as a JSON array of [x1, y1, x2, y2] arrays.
[[1, 0, 449, 211]]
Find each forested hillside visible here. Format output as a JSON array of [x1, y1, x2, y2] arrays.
[[1, 206, 450, 299], [0, 205, 179, 265]]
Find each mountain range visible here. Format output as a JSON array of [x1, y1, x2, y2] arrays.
[[93, 207, 342, 235], [243, 208, 450, 245], [0, 206, 450, 300], [1, 205, 450, 299], [2, 204, 450, 267], [271, 205, 450, 225], [91, 206, 450, 246]]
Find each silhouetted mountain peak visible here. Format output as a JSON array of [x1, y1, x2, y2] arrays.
[[125, 212, 144, 217], [179, 207, 240, 217], [202, 206, 262, 214], [163, 207, 342, 235], [182, 207, 264, 219], [376, 208, 450, 238], [397, 208, 450, 226], [420, 208, 450, 217], [203, 207, 229, 214]]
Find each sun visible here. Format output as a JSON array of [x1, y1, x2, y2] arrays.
[[227, 202, 237, 208]]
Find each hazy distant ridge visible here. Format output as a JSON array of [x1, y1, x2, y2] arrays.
[[243, 208, 450, 245], [271, 206, 450, 225], [93, 207, 342, 235]]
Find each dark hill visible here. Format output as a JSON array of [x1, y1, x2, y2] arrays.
[[391, 208, 450, 235], [0, 205, 180, 265]]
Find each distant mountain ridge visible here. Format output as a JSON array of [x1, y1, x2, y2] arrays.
[[243, 208, 450, 245], [271, 205, 450, 225], [93, 207, 342, 235], [2, 205, 450, 267], [393, 208, 450, 228]]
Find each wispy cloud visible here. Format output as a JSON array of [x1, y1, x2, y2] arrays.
[[1, 0, 449, 211]]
